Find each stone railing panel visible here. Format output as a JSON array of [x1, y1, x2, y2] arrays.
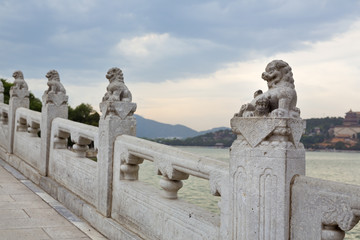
[[111, 135, 227, 239], [12, 108, 41, 170], [48, 117, 99, 206], [291, 175, 360, 240], [0, 103, 9, 150]]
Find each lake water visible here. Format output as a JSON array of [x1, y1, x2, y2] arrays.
[[138, 147, 360, 239]]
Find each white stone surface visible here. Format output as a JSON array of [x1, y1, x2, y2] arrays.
[[8, 71, 29, 154], [0, 80, 4, 103], [236, 60, 300, 118], [97, 67, 136, 216], [112, 135, 226, 239], [41, 70, 68, 176], [291, 176, 360, 240]]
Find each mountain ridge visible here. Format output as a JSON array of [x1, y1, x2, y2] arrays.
[[135, 114, 229, 139]]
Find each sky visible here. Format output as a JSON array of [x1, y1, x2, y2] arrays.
[[1, 0, 360, 131]]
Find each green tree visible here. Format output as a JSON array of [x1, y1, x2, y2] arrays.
[[68, 103, 99, 127], [1, 78, 42, 112]]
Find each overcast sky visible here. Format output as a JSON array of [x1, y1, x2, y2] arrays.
[[1, 0, 360, 130]]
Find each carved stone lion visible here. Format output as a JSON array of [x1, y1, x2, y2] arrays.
[[45, 70, 66, 94], [102, 67, 132, 102], [237, 60, 300, 118], [11, 70, 28, 91]]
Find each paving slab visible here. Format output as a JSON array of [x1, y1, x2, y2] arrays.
[[0, 160, 107, 240]]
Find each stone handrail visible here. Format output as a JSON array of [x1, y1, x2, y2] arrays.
[[0, 103, 9, 123], [291, 175, 360, 239], [15, 107, 41, 135], [116, 135, 228, 197], [51, 117, 99, 151]]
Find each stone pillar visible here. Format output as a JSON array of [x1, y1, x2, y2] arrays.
[[40, 70, 68, 176], [227, 60, 306, 239], [0, 80, 4, 103], [97, 67, 136, 217], [8, 71, 29, 153]]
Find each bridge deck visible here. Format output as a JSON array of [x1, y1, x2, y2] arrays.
[[0, 159, 106, 240]]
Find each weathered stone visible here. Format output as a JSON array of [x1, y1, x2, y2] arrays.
[[0, 80, 4, 103], [236, 60, 300, 118], [8, 71, 29, 154], [97, 67, 137, 217], [40, 70, 68, 176]]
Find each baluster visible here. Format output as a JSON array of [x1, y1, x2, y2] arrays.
[[120, 154, 143, 180], [17, 117, 27, 132], [53, 131, 69, 149], [1, 112, 8, 125], [72, 136, 92, 157], [158, 170, 189, 199], [321, 225, 345, 240], [28, 121, 40, 137]]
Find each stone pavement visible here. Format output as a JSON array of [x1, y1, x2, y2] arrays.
[[0, 159, 107, 240]]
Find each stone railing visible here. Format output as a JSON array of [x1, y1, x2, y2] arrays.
[[291, 176, 360, 239], [0, 103, 9, 152], [0, 62, 359, 239], [111, 135, 228, 239]]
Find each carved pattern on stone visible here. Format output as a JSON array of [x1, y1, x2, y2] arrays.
[[10, 70, 29, 99], [235, 60, 300, 118], [259, 168, 278, 239], [232, 166, 247, 239], [321, 197, 356, 232], [209, 170, 223, 196], [231, 117, 305, 148], [288, 119, 306, 148], [231, 117, 279, 147], [42, 70, 68, 106], [100, 67, 137, 119]]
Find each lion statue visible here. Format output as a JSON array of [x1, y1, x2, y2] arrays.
[[102, 67, 132, 102], [237, 60, 300, 118], [11, 70, 28, 91], [45, 70, 66, 94]]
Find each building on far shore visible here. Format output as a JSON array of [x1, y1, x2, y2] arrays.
[[334, 110, 360, 139]]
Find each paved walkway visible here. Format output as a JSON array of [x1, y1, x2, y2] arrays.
[[0, 159, 107, 240]]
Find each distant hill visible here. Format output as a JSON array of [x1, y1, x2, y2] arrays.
[[135, 114, 228, 139], [152, 129, 236, 147]]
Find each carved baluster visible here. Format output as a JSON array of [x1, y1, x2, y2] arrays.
[[72, 136, 92, 157], [321, 225, 345, 240], [17, 117, 27, 132], [28, 121, 40, 137], [1, 112, 8, 125], [120, 154, 143, 180], [158, 169, 189, 199], [53, 130, 69, 149]]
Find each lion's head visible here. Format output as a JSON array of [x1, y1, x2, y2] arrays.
[[46, 70, 60, 82], [106, 67, 124, 83], [261, 60, 294, 89], [12, 70, 24, 80]]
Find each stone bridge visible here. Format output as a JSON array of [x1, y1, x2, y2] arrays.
[[0, 62, 359, 240]]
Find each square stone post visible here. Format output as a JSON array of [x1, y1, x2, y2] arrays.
[[8, 71, 29, 154], [228, 117, 305, 239], [225, 60, 306, 239], [0, 80, 4, 103], [97, 67, 137, 217], [40, 70, 68, 176]]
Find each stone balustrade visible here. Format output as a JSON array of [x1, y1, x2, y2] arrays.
[[15, 107, 41, 136], [115, 135, 228, 198], [0, 62, 359, 240], [291, 176, 360, 239], [0, 103, 9, 125], [51, 117, 98, 156]]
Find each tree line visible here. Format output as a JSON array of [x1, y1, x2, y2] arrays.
[[1, 79, 99, 127]]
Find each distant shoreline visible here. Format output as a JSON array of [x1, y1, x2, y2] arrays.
[[176, 145, 360, 153]]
